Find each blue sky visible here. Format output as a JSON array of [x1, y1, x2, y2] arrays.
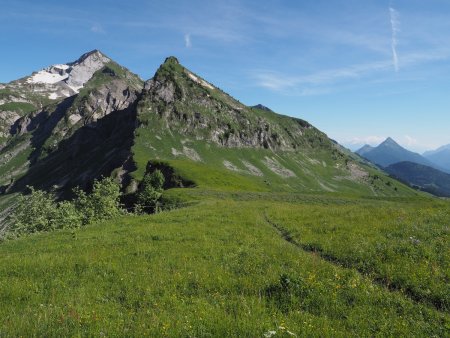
[[1, 0, 449, 152]]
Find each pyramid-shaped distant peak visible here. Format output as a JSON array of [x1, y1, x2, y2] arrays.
[[381, 137, 400, 147]]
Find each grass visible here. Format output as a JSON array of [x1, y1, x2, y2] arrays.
[[0, 193, 448, 336], [131, 106, 416, 197], [0, 102, 36, 115], [265, 199, 450, 310]]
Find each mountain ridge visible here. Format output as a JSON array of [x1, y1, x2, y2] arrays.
[[356, 137, 437, 169], [386, 161, 450, 197], [0, 51, 418, 211], [423, 144, 450, 172]]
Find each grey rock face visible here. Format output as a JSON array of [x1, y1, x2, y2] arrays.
[[65, 50, 111, 91], [144, 79, 176, 104]]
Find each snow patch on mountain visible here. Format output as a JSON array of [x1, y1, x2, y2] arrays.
[[187, 72, 214, 90], [24, 50, 110, 99], [28, 70, 69, 85]]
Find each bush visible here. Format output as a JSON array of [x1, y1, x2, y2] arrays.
[[135, 170, 165, 213], [10, 187, 58, 235], [74, 177, 122, 224], [9, 177, 123, 237], [53, 201, 83, 229], [10, 188, 83, 236]]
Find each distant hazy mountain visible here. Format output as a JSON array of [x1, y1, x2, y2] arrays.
[[423, 144, 450, 172], [356, 137, 435, 168], [386, 161, 450, 197], [356, 144, 374, 156]]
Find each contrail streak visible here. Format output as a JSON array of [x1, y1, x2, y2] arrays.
[[389, 6, 400, 72]]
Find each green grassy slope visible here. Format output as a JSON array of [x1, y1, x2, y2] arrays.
[[0, 193, 448, 336], [131, 58, 416, 197]]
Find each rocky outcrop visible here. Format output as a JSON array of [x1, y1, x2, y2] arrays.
[[69, 78, 139, 126], [137, 57, 326, 152], [0, 111, 21, 138]]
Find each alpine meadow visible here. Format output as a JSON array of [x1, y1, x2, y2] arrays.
[[0, 1, 449, 336]]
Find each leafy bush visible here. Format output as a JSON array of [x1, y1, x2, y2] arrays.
[[9, 177, 122, 237], [10, 188, 85, 236], [74, 177, 122, 224], [10, 187, 58, 235], [135, 170, 165, 213], [52, 201, 83, 229]]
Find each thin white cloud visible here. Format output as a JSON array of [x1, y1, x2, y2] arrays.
[[252, 60, 392, 92], [252, 46, 450, 95], [184, 33, 192, 48], [389, 6, 400, 72], [91, 23, 105, 34], [402, 135, 419, 147], [345, 136, 386, 146]]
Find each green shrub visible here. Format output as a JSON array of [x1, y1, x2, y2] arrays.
[[135, 170, 165, 213], [9, 177, 122, 237], [10, 187, 58, 235], [53, 201, 83, 229], [10, 188, 83, 236], [74, 177, 122, 224]]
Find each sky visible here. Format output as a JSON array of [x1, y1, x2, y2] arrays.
[[1, 0, 449, 153]]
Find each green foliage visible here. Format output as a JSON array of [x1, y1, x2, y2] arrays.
[[9, 177, 122, 237], [0, 102, 36, 114], [9, 187, 58, 235], [52, 201, 83, 230], [74, 177, 122, 224], [9, 187, 85, 236], [135, 170, 165, 213]]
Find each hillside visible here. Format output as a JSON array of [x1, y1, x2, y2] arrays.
[[386, 161, 450, 197], [0, 191, 449, 336], [0, 51, 143, 196], [128, 57, 413, 197]]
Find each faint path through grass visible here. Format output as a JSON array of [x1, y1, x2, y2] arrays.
[[263, 212, 447, 312]]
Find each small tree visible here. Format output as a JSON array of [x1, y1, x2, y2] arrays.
[[53, 201, 83, 229], [135, 170, 165, 213], [74, 177, 122, 224], [10, 186, 57, 235]]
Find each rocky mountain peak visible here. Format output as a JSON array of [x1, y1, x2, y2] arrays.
[[64, 50, 110, 91], [164, 56, 180, 65], [70, 49, 105, 64]]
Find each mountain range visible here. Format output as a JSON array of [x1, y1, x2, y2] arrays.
[[356, 137, 436, 168], [356, 137, 450, 196], [0, 50, 418, 221]]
